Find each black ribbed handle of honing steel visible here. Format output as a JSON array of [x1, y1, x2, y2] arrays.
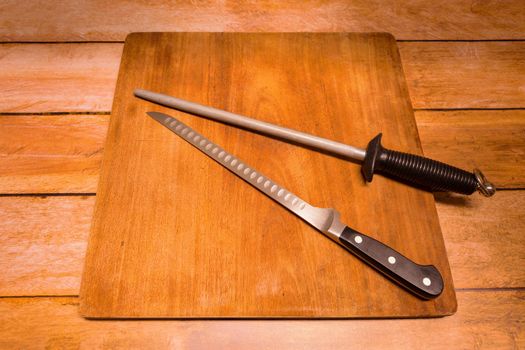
[[362, 134, 495, 196], [339, 226, 443, 299]]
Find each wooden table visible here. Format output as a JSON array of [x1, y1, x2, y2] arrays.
[[0, 2, 523, 348]]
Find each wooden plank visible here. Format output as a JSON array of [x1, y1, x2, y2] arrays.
[[400, 41, 525, 109], [0, 43, 122, 113], [0, 196, 93, 296], [1, 42, 524, 113], [0, 115, 108, 193], [0, 291, 523, 348], [416, 110, 525, 188], [1, 192, 522, 297], [435, 191, 525, 289], [1, 109, 522, 194], [1, 1, 524, 41], [80, 32, 455, 318]]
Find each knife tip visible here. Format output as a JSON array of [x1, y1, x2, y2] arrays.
[[146, 111, 169, 124]]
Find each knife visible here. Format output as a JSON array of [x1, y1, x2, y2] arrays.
[[136, 89, 495, 197], [147, 111, 444, 300]]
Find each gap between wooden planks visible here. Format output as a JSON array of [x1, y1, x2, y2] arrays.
[[0, 291, 523, 348], [0, 41, 525, 113], [0, 0, 524, 41], [0, 3, 522, 346], [0, 191, 523, 297], [0, 110, 523, 194]]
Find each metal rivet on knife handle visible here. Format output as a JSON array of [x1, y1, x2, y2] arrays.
[[135, 89, 495, 197], [147, 111, 444, 300]]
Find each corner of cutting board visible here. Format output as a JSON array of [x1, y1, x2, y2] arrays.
[[77, 293, 93, 319], [124, 31, 148, 44], [443, 293, 458, 316], [376, 32, 397, 42], [78, 303, 111, 320], [355, 32, 397, 46], [427, 290, 458, 317], [77, 284, 104, 319]]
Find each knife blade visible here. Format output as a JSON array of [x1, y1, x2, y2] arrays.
[[147, 111, 444, 300], [136, 89, 495, 197]]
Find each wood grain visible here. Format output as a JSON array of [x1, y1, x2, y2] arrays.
[[416, 110, 525, 188], [435, 191, 525, 289], [0, 196, 93, 296], [0, 43, 122, 113], [1, 1, 524, 41], [400, 41, 525, 109], [1, 109, 522, 194], [80, 32, 455, 317], [1, 192, 522, 296], [0, 0, 523, 346], [0, 115, 108, 193], [2, 41, 525, 113], [1, 292, 523, 349]]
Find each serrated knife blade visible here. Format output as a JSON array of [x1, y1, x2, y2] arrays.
[[147, 111, 444, 300]]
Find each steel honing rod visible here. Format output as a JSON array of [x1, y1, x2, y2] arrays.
[[135, 89, 366, 161], [134, 88, 495, 197]]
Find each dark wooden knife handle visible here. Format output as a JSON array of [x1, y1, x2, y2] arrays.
[[339, 226, 443, 299]]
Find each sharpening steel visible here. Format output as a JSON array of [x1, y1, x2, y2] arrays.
[[135, 89, 495, 197]]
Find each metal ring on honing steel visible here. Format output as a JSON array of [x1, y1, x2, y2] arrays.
[[474, 169, 496, 197]]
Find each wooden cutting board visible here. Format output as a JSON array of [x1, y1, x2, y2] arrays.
[[79, 32, 456, 318]]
